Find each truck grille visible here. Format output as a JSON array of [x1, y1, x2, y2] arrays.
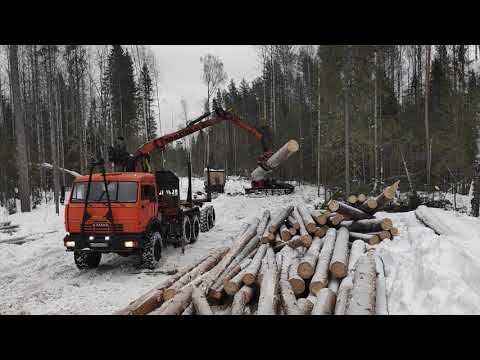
[[81, 223, 123, 233]]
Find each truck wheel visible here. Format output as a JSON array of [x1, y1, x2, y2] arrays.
[[208, 206, 215, 229], [74, 251, 101, 270], [191, 215, 200, 243], [182, 216, 192, 244], [140, 231, 162, 269], [200, 207, 209, 232]]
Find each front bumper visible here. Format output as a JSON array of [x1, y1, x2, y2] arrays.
[[64, 233, 144, 252]]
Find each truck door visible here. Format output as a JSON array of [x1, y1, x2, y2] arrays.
[[140, 184, 156, 226]]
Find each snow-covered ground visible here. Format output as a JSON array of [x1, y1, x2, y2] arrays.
[[0, 178, 320, 315], [2, 177, 480, 314]]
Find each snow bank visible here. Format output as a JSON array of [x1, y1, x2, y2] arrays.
[[376, 208, 480, 314]]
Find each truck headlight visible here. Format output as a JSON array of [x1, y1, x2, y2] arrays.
[[89, 236, 94, 241], [124, 241, 138, 248], [105, 236, 110, 241], [65, 241, 75, 248]]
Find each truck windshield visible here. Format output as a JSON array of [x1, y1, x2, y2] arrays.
[[70, 181, 138, 203]]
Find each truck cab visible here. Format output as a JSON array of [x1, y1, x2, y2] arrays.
[[64, 171, 215, 270]]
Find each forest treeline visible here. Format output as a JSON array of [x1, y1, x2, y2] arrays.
[[1, 45, 479, 214]]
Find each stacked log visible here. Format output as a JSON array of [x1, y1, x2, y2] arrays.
[[116, 184, 399, 316]]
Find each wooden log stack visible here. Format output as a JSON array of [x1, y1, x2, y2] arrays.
[[115, 182, 399, 315]]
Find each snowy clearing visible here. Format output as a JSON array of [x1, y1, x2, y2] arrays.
[[2, 178, 480, 315]]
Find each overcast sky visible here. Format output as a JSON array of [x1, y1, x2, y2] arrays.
[[150, 45, 261, 135]]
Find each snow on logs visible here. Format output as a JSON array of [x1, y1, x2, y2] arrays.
[[251, 140, 300, 182]]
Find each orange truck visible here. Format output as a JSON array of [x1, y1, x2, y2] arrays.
[[63, 105, 268, 270]]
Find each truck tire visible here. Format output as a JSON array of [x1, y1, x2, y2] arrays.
[[74, 251, 101, 270], [208, 206, 215, 230], [182, 215, 192, 244], [140, 231, 162, 269], [200, 207, 209, 232], [191, 214, 200, 243]]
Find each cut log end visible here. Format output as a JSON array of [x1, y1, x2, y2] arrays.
[[330, 262, 347, 279], [297, 262, 315, 280], [289, 278, 305, 295], [287, 139, 300, 152], [368, 235, 381, 245]]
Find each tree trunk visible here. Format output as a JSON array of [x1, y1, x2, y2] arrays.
[[373, 181, 400, 211], [311, 209, 330, 226], [268, 206, 294, 233], [293, 208, 312, 246], [425, 45, 431, 194], [242, 243, 268, 285], [334, 273, 354, 315], [280, 224, 292, 241], [192, 285, 213, 315], [310, 228, 337, 294], [9, 45, 31, 212], [231, 285, 254, 315], [375, 254, 388, 315], [287, 215, 300, 230], [349, 232, 380, 245], [311, 288, 336, 315], [298, 294, 316, 315], [297, 236, 323, 279], [164, 247, 230, 300], [359, 198, 378, 213], [340, 218, 392, 232], [224, 259, 253, 295], [296, 204, 317, 234], [329, 227, 350, 278], [328, 200, 374, 220], [348, 240, 366, 272], [114, 248, 227, 315], [345, 251, 376, 315], [367, 231, 391, 240], [288, 256, 305, 295], [257, 247, 279, 315]]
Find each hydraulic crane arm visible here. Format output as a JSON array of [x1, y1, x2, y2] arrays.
[[133, 103, 271, 159]]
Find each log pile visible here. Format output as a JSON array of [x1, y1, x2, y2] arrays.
[[115, 182, 399, 315]]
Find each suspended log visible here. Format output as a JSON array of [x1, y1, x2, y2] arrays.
[[345, 251, 377, 315], [349, 232, 380, 245], [329, 227, 350, 278], [310, 228, 337, 294], [297, 204, 317, 234], [257, 247, 279, 315], [293, 208, 312, 246], [359, 198, 378, 213], [164, 248, 231, 300], [297, 236, 324, 279], [334, 273, 354, 315], [311, 210, 330, 226], [115, 247, 228, 315], [373, 180, 400, 212], [375, 254, 388, 315], [251, 140, 300, 181], [242, 244, 268, 285], [288, 256, 305, 295], [348, 240, 366, 272], [268, 205, 295, 234], [287, 215, 300, 231], [280, 224, 292, 241], [311, 288, 336, 315], [231, 285, 255, 315], [328, 200, 374, 220], [192, 286, 213, 315], [341, 218, 393, 232]]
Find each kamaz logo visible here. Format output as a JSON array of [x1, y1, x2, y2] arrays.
[[93, 223, 109, 227]]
